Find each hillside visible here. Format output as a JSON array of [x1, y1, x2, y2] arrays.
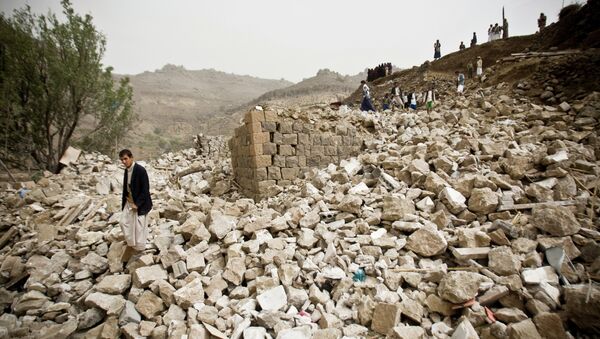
[[113, 65, 292, 158], [344, 0, 600, 108]]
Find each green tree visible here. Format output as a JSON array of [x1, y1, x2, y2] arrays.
[[0, 0, 135, 172]]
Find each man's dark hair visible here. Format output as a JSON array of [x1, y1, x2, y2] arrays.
[[119, 149, 133, 158]]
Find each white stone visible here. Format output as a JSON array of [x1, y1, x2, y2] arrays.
[[320, 267, 346, 280], [276, 326, 312, 339], [439, 187, 467, 214], [257, 285, 287, 311], [521, 267, 559, 285], [348, 182, 370, 195], [451, 319, 479, 339]]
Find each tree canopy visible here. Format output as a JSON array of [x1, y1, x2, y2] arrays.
[[0, 0, 135, 172]]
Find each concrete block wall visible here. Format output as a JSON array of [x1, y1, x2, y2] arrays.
[[229, 109, 363, 200]]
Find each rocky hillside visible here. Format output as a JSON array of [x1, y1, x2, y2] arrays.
[[114, 65, 292, 158], [345, 0, 600, 108]]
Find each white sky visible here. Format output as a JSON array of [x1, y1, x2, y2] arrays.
[[2, 0, 576, 82]]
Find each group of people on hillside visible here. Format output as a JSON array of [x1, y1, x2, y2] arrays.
[[488, 18, 509, 41], [360, 80, 437, 113], [488, 23, 503, 41], [367, 63, 393, 82]]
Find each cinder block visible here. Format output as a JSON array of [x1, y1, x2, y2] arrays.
[[273, 155, 285, 167], [262, 121, 277, 132], [247, 122, 263, 134], [297, 133, 309, 145], [248, 143, 263, 156], [251, 155, 272, 168], [281, 168, 299, 180], [250, 132, 270, 144], [264, 110, 278, 122], [286, 156, 299, 168], [244, 110, 265, 123], [252, 168, 265, 181], [312, 145, 324, 156], [271, 132, 283, 144], [267, 166, 282, 180], [278, 121, 293, 133], [282, 134, 298, 145], [279, 145, 295, 156], [263, 143, 278, 155]]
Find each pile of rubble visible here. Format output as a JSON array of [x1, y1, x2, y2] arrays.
[[0, 87, 599, 339]]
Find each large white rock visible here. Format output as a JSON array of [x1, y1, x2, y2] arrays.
[[173, 278, 205, 308], [451, 319, 479, 339], [439, 187, 467, 214], [257, 285, 287, 311], [276, 326, 312, 339], [133, 265, 168, 288], [521, 267, 559, 285]]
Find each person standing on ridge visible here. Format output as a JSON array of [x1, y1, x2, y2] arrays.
[[360, 80, 375, 112], [119, 149, 152, 252], [488, 24, 493, 42], [538, 13, 547, 32], [470, 32, 477, 47], [459, 41, 466, 50], [433, 40, 441, 60], [503, 17, 509, 38]]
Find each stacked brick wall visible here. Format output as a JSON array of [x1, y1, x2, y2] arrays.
[[229, 109, 363, 200]]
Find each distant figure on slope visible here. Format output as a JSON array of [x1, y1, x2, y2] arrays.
[[467, 62, 474, 79], [425, 84, 436, 113], [538, 12, 547, 32], [360, 80, 375, 112], [470, 32, 477, 47], [456, 71, 465, 94], [409, 92, 417, 110], [459, 41, 466, 50], [476, 56, 483, 81], [382, 94, 391, 111], [391, 82, 403, 110], [488, 24, 493, 42], [503, 17, 509, 39], [433, 40, 441, 60]]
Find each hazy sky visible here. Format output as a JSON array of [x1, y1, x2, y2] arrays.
[[2, 0, 576, 82]]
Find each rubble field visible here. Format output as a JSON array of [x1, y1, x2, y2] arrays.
[[0, 82, 599, 339]]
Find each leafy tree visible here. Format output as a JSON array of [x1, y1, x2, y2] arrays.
[[0, 0, 135, 172]]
